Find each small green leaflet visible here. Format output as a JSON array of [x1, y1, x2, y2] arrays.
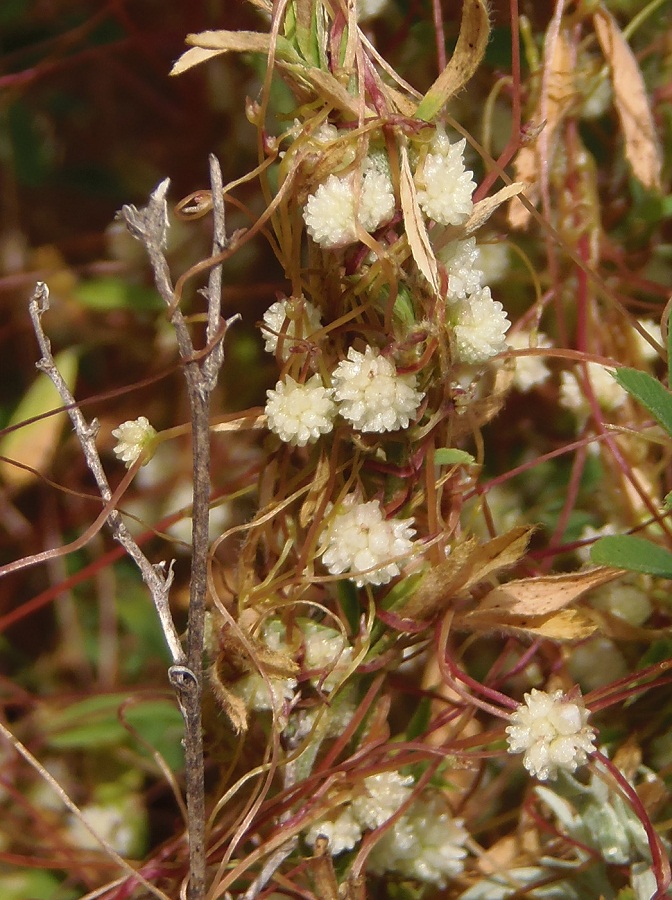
[[434, 448, 475, 466], [613, 366, 672, 437], [591, 534, 672, 578]]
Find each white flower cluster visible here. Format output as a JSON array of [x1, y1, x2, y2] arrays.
[[319, 495, 416, 586], [508, 330, 552, 392], [263, 343, 424, 446], [261, 297, 322, 360], [305, 770, 413, 855], [415, 131, 475, 226], [299, 619, 353, 692], [66, 796, 145, 856], [368, 795, 469, 886], [559, 362, 628, 419], [265, 375, 336, 446], [331, 346, 424, 432], [303, 154, 395, 248], [111, 416, 157, 468], [229, 619, 297, 714], [631, 317, 662, 363], [438, 237, 483, 300], [449, 286, 511, 365], [506, 688, 597, 781], [231, 618, 353, 712]]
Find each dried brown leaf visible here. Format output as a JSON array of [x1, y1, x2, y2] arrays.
[[508, 26, 574, 228], [472, 565, 623, 617], [292, 65, 362, 117], [466, 608, 598, 641], [401, 526, 534, 621], [415, 0, 490, 122], [399, 145, 440, 294], [463, 183, 526, 236], [593, 7, 662, 190]]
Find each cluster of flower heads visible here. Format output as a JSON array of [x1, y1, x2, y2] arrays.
[[318, 495, 416, 586], [505, 688, 597, 781], [304, 771, 469, 886], [228, 617, 354, 715], [262, 299, 426, 446]]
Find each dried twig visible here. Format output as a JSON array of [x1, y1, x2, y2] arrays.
[[27, 155, 234, 900], [118, 154, 235, 900], [28, 283, 183, 666]]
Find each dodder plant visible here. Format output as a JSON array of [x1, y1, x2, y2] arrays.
[[3, 1, 672, 899]]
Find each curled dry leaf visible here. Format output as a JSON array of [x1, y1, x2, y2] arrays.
[[399, 145, 440, 295], [470, 565, 624, 616], [415, 0, 490, 122], [400, 525, 534, 621], [456, 566, 624, 642], [435, 183, 526, 251], [461, 608, 598, 642], [170, 30, 275, 77], [593, 7, 662, 191]]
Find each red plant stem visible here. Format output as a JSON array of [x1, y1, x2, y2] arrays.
[[592, 749, 671, 898], [473, 0, 522, 202], [437, 615, 518, 715], [432, 0, 446, 74]]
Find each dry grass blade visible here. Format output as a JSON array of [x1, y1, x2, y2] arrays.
[[399, 145, 440, 295], [508, 26, 573, 228], [415, 0, 490, 121]]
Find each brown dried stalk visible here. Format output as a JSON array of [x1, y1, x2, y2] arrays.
[[28, 154, 236, 900]]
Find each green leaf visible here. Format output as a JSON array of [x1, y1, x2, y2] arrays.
[[665, 490, 672, 510], [0, 870, 77, 900], [435, 448, 475, 466], [613, 366, 672, 437], [590, 534, 672, 578], [337, 580, 360, 634], [0, 348, 78, 490], [74, 277, 163, 312], [406, 696, 431, 741], [43, 695, 184, 769]]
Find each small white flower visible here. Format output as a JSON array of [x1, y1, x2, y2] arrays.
[[303, 156, 395, 248], [559, 362, 628, 418], [332, 345, 424, 432], [261, 298, 322, 360], [232, 670, 297, 713], [111, 416, 156, 468], [506, 688, 597, 781], [450, 286, 511, 365], [414, 132, 475, 226], [350, 772, 414, 830], [368, 796, 469, 886], [265, 374, 336, 446], [588, 579, 652, 627], [575, 522, 618, 564], [301, 621, 353, 692], [304, 807, 363, 855], [357, 0, 389, 20], [304, 771, 413, 857], [437, 237, 484, 300], [508, 330, 552, 392], [66, 798, 144, 856], [475, 241, 510, 284], [632, 318, 662, 363], [319, 495, 416, 587], [568, 637, 628, 691]]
